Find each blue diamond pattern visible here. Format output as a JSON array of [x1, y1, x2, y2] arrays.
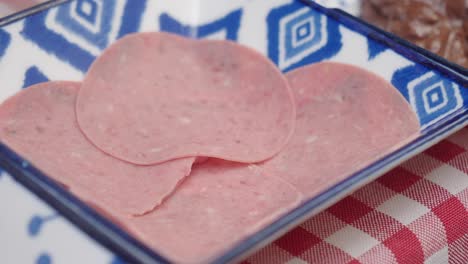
[[408, 72, 462, 127], [267, 1, 342, 71], [426, 86, 444, 109], [295, 21, 311, 42], [284, 11, 321, 60], [22, 0, 119, 72], [55, 0, 115, 49], [76, 0, 98, 25], [392, 63, 466, 128], [22, 11, 95, 72]]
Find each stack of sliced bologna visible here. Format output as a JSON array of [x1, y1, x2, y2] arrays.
[[0, 32, 420, 263]]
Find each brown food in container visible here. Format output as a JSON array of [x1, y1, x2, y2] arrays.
[[361, 0, 468, 68]]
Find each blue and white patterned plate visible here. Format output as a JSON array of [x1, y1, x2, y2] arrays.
[[0, 0, 466, 263]]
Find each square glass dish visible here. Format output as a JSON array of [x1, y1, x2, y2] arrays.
[[0, 0, 466, 263]]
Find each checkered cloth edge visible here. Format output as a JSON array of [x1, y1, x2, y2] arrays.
[[242, 127, 468, 264]]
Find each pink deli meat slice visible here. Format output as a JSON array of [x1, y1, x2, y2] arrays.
[[260, 62, 420, 199], [76, 32, 296, 165], [0, 82, 195, 216], [122, 160, 302, 264]]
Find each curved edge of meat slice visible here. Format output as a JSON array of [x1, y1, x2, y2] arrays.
[[260, 62, 420, 199], [0, 81, 196, 216], [120, 159, 303, 264], [76, 32, 296, 165]]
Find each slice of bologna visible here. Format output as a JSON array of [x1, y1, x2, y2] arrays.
[[122, 160, 302, 264], [0, 82, 195, 216], [76, 32, 295, 165], [260, 62, 420, 199]]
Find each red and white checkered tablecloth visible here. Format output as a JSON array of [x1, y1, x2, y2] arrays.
[[243, 127, 468, 264]]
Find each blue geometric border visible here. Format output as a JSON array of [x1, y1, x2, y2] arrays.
[[117, 0, 147, 39], [54, 0, 116, 50], [21, 9, 96, 72], [159, 9, 242, 40], [267, 1, 342, 72], [392, 63, 466, 128], [367, 36, 388, 61], [21, 0, 142, 72]]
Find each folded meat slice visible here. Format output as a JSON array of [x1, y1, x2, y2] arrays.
[[0, 81, 195, 216], [76, 32, 296, 165], [123, 159, 302, 264], [260, 62, 420, 199]]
